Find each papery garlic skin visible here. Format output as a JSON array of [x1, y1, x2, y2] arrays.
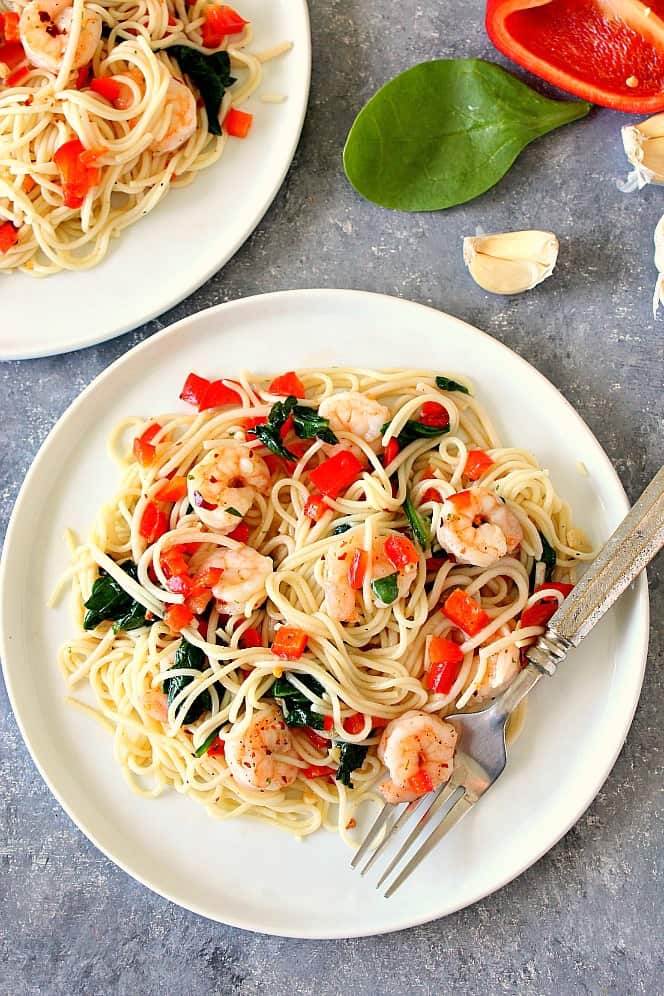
[[462, 230, 559, 295], [651, 214, 664, 317], [621, 113, 664, 191]]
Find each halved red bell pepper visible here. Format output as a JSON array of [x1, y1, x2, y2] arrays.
[[486, 0, 664, 114], [309, 450, 363, 498]]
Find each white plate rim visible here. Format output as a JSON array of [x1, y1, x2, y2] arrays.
[[0, 288, 650, 937], [0, 2, 311, 362]]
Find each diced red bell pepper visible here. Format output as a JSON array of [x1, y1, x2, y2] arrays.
[[406, 769, 434, 795], [192, 566, 223, 589], [420, 401, 450, 429], [179, 372, 242, 411], [427, 636, 465, 695], [1, 11, 20, 41], [186, 586, 213, 615], [133, 424, 161, 466], [384, 437, 400, 466], [464, 449, 494, 481], [271, 626, 308, 660], [269, 371, 306, 398], [342, 712, 366, 735], [0, 221, 19, 254], [309, 450, 363, 499], [180, 372, 210, 407], [6, 65, 29, 86], [301, 764, 337, 780], [160, 546, 189, 578], [53, 139, 102, 209], [75, 63, 92, 89], [303, 726, 328, 750], [384, 533, 418, 572], [244, 416, 267, 438], [164, 603, 194, 632], [426, 556, 448, 573], [422, 487, 442, 503], [228, 521, 250, 543], [521, 582, 574, 629], [262, 454, 286, 477], [304, 493, 329, 522], [90, 76, 122, 103], [139, 502, 169, 543], [371, 715, 390, 729], [239, 626, 262, 649], [442, 588, 490, 636], [348, 549, 368, 590], [202, 3, 248, 47], [0, 41, 25, 70], [167, 574, 193, 597], [485, 0, 664, 114], [154, 476, 187, 502], [447, 489, 473, 511], [224, 107, 253, 138], [323, 715, 334, 732], [207, 738, 225, 757]]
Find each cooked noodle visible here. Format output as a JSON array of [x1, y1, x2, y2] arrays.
[[0, 0, 289, 273], [54, 368, 594, 842]]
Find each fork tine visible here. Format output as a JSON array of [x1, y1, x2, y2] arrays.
[[357, 791, 436, 877], [382, 788, 474, 898], [350, 802, 392, 869], [375, 781, 467, 890]]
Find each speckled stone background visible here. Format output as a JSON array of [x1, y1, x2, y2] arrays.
[[1, 1, 663, 993]]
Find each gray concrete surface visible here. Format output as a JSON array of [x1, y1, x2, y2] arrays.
[[1, 1, 663, 993]]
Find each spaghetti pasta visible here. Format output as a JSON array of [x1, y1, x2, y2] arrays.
[[0, 0, 289, 273], [55, 367, 594, 842]]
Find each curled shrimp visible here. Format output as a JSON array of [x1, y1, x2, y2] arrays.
[[108, 68, 197, 153], [377, 710, 457, 804], [225, 704, 299, 791], [437, 487, 522, 568], [472, 625, 521, 704], [323, 533, 415, 622], [199, 543, 273, 615], [318, 391, 390, 445], [19, 0, 102, 73], [188, 444, 271, 534]]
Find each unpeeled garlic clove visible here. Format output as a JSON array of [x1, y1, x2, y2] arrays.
[[651, 213, 664, 317], [462, 230, 559, 295], [621, 113, 664, 191]]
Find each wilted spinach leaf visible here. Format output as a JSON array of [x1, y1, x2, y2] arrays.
[[382, 419, 449, 448], [335, 742, 368, 788], [268, 673, 326, 729], [530, 531, 558, 589], [164, 637, 212, 724], [83, 562, 148, 632], [169, 46, 235, 136], [436, 375, 470, 395]]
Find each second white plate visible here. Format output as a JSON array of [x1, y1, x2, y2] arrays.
[[0, 290, 649, 936], [1, 0, 311, 360]]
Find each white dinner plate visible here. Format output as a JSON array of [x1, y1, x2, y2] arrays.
[[0, 290, 649, 937], [0, 2, 310, 361]]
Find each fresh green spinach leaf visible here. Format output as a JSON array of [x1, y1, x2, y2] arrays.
[[436, 375, 470, 395], [169, 46, 235, 137], [371, 573, 399, 605], [268, 673, 326, 729], [530, 531, 558, 589], [257, 395, 338, 460], [335, 742, 368, 788], [343, 59, 591, 211], [404, 495, 430, 549], [83, 562, 148, 632], [164, 638, 212, 724]]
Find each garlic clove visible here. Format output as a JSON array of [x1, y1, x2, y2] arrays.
[[462, 230, 558, 295], [651, 214, 664, 317], [621, 113, 664, 190]]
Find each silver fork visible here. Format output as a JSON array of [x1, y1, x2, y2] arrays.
[[352, 465, 664, 897]]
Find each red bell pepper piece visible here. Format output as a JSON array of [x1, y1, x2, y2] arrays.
[[224, 107, 253, 138], [90, 76, 123, 103], [0, 41, 25, 70], [75, 63, 92, 89], [6, 65, 29, 86], [384, 533, 419, 572], [426, 636, 465, 695], [485, 0, 664, 114], [323, 715, 334, 732], [0, 221, 19, 254], [422, 487, 442, 503], [53, 139, 102, 209], [342, 712, 366, 735], [167, 574, 193, 597], [301, 764, 337, 780], [186, 586, 213, 615], [239, 626, 262, 649], [160, 546, 189, 579], [202, 4, 248, 47], [383, 437, 400, 466], [192, 566, 223, 589], [269, 371, 306, 398], [521, 582, 574, 629], [426, 556, 448, 573], [164, 603, 194, 632], [442, 588, 490, 636], [406, 769, 434, 796], [348, 549, 368, 590], [371, 715, 390, 729], [139, 502, 169, 543], [228, 521, 249, 543], [464, 449, 494, 481], [309, 450, 363, 498], [180, 372, 210, 407], [420, 401, 450, 429], [133, 423, 161, 466], [1, 11, 20, 41], [154, 476, 187, 502], [207, 737, 225, 757], [244, 415, 267, 438], [199, 379, 242, 410], [303, 726, 329, 750], [304, 493, 329, 522], [271, 626, 308, 660]]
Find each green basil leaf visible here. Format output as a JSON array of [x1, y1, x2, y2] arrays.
[[436, 376, 470, 395], [169, 46, 235, 137], [164, 637, 212, 724], [371, 573, 399, 605], [194, 727, 223, 757], [404, 495, 430, 549], [335, 742, 368, 788], [343, 59, 591, 211]]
